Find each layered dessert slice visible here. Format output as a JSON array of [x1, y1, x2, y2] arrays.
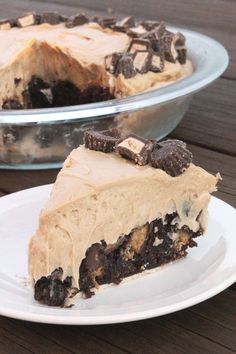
[[29, 129, 219, 306]]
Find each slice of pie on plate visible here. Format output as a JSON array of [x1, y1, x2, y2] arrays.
[[29, 129, 220, 306]]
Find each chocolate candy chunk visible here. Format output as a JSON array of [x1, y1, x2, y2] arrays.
[[126, 25, 146, 38], [112, 16, 135, 33], [150, 142, 193, 176], [2, 99, 23, 110], [158, 139, 187, 149], [84, 128, 120, 153], [141, 20, 162, 31], [116, 134, 154, 166], [98, 17, 116, 28], [16, 12, 36, 27], [118, 15, 135, 28], [127, 38, 151, 54], [65, 13, 89, 28], [0, 19, 11, 30], [105, 52, 123, 75], [119, 16, 135, 28], [133, 50, 152, 74], [163, 34, 178, 63], [163, 32, 186, 63], [117, 53, 136, 78], [35, 14, 42, 25], [41, 12, 61, 25], [176, 45, 187, 64], [175, 32, 186, 46], [149, 52, 164, 72]]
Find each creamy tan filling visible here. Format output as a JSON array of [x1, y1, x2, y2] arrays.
[[0, 22, 193, 106], [29, 146, 219, 284]]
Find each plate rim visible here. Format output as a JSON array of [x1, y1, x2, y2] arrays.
[[0, 185, 235, 325]]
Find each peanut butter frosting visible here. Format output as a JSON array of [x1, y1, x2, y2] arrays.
[[29, 145, 219, 284], [0, 22, 193, 107]]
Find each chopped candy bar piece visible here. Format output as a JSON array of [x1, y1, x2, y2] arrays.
[[41, 12, 62, 25], [116, 134, 154, 165], [127, 38, 151, 54], [16, 13, 36, 27], [84, 129, 120, 153], [65, 14, 89, 28], [133, 50, 151, 73], [118, 53, 136, 78], [0, 19, 11, 30], [98, 17, 116, 28], [150, 142, 193, 176], [105, 52, 123, 75], [126, 25, 146, 38], [118, 16, 135, 28], [149, 52, 165, 72]]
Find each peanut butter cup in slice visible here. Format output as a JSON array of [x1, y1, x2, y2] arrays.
[[29, 130, 220, 306]]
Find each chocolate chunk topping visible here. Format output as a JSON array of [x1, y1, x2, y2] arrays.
[[127, 38, 151, 54], [133, 50, 152, 74], [98, 17, 116, 28], [105, 52, 123, 75], [118, 16, 135, 28], [158, 139, 187, 149], [116, 133, 154, 166], [2, 99, 23, 110], [176, 45, 187, 64], [163, 34, 178, 63], [16, 12, 36, 27], [126, 25, 146, 38], [41, 12, 62, 25], [150, 142, 193, 176], [84, 128, 120, 153], [112, 16, 135, 33], [163, 32, 186, 63], [149, 52, 164, 72], [65, 13, 89, 28], [0, 19, 12, 30], [118, 53, 136, 78], [140, 20, 161, 31]]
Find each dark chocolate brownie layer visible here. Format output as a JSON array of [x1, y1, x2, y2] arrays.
[[2, 76, 114, 109], [34, 212, 202, 306], [79, 213, 201, 298]]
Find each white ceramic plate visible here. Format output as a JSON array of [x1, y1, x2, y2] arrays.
[[0, 185, 235, 325]]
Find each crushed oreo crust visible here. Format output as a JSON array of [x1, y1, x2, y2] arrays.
[[34, 267, 78, 307], [84, 128, 120, 153]]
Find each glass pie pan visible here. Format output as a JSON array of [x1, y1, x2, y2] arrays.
[[0, 26, 228, 169]]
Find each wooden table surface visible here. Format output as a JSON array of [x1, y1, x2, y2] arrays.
[[0, 0, 235, 353]]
